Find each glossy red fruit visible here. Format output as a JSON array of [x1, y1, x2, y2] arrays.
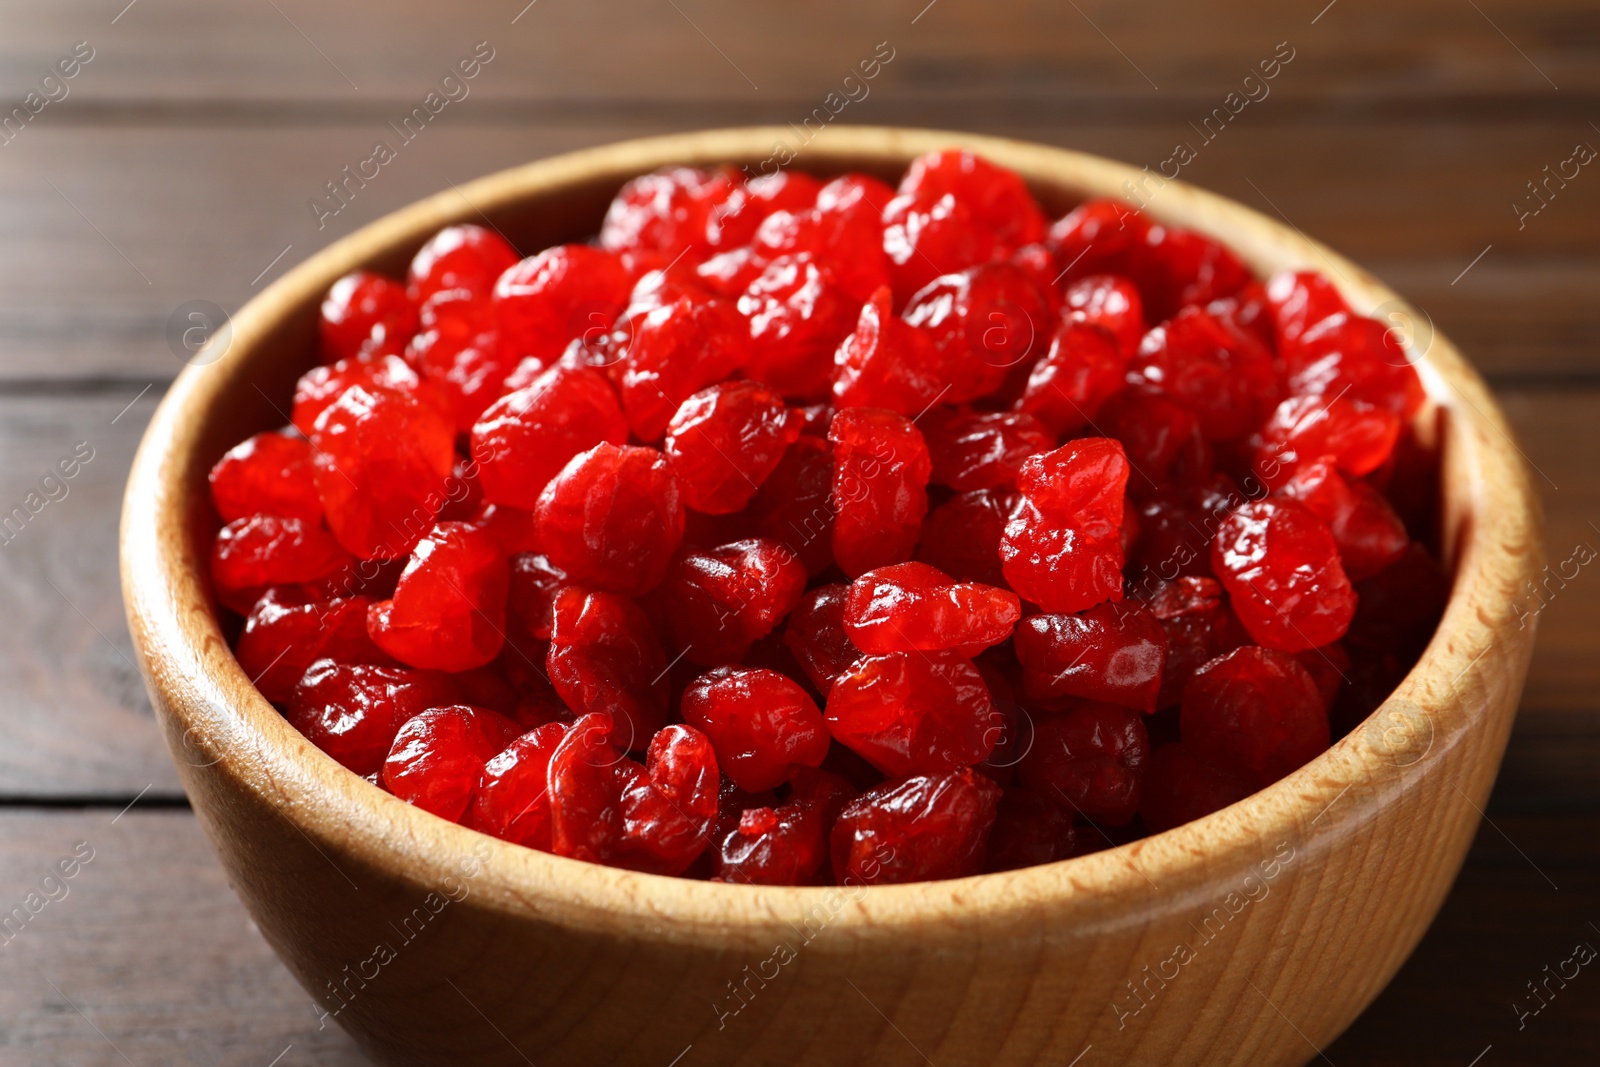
[[310, 385, 456, 560], [664, 380, 802, 514], [831, 286, 947, 415], [505, 553, 568, 643], [747, 433, 837, 576], [546, 587, 669, 749], [900, 149, 1047, 248], [1049, 198, 1149, 279], [599, 166, 736, 257], [828, 407, 932, 578], [408, 224, 519, 303], [1014, 601, 1168, 713], [1285, 311, 1425, 419], [618, 296, 750, 441], [1139, 742, 1251, 833], [651, 538, 809, 666], [1212, 499, 1357, 652], [1000, 437, 1129, 613], [915, 488, 1014, 588], [236, 589, 389, 704], [1015, 322, 1126, 439], [830, 767, 1002, 885], [681, 667, 832, 791], [534, 443, 685, 596], [1181, 646, 1329, 789], [920, 407, 1051, 491], [1275, 459, 1409, 580], [291, 353, 427, 436], [1018, 702, 1149, 825], [286, 659, 457, 776], [402, 287, 517, 431], [824, 651, 996, 777], [1063, 274, 1144, 357], [320, 270, 417, 365], [901, 262, 1051, 403], [1133, 306, 1280, 440], [465, 722, 569, 849], [1252, 393, 1402, 488], [470, 364, 629, 511], [738, 254, 859, 399], [383, 705, 523, 822], [714, 767, 854, 885], [493, 244, 633, 360], [984, 788, 1077, 871], [881, 192, 998, 305], [1125, 225, 1250, 322], [1097, 385, 1211, 490], [1265, 270, 1349, 354], [210, 515, 353, 613], [208, 431, 322, 524], [754, 187, 890, 304], [545, 712, 630, 863], [708, 170, 822, 249], [844, 562, 1020, 658], [1134, 577, 1247, 708], [366, 522, 509, 671], [782, 585, 859, 693]]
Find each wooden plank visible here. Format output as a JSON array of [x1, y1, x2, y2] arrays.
[[0, 810, 365, 1065], [1, 120, 1597, 381], [0, 0, 1595, 107], [0, 392, 181, 799], [0, 807, 1591, 1066]]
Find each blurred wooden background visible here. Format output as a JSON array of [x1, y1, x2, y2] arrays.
[[0, 1, 1596, 1063]]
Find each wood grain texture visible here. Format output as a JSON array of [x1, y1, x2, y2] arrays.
[[3, 117, 1596, 381], [2, 0, 1595, 105], [119, 127, 1543, 1067]]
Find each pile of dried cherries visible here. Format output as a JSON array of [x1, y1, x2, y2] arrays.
[[208, 149, 1447, 886]]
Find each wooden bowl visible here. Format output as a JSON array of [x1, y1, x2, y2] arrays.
[[121, 127, 1542, 1067]]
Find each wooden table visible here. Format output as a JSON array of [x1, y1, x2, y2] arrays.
[[1, 1, 1595, 1063]]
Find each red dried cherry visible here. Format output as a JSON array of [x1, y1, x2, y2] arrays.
[[1132, 306, 1279, 440], [236, 589, 389, 704], [824, 650, 996, 777], [407, 224, 519, 303], [830, 767, 1002, 885], [618, 296, 750, 441], [901, 262, 1051, 403], [211, 515, 353, 613], [383, 705, 522, 822], [664, 380, 802, 514], [714, 767, 854, 885], [739, 254, 859, 399], [599, 166, 736, 258], [209, 431, 322, 524], [984, 788, 1077, 872], [1275, 459, 1409, 580], [1013, 600, 1168, 713], [915, 488, 1015, 588], [493, 244, 632, 361], [843, 562, 1020, 658], [921, 407, 1052, 491], [650, 538, 808, 666], [900, 149, 1047, 248], [828, 407, 932, 578], [287, 659, 456, 776], [367, 522, 509, 672], [681, 667, 831, 791], [471, 363, 629, 511], [782, 584, 860, 693], [1000, 438, 1129, 613], [465, 721, 568, 849], [1063, 274, 1144, 357], [1252, 393, 1401, 487], [746, 433, 837, 577], [1180, 646, 1329, 789], [310, 385, 456, 560], [1015, 322, 1126, 439], [321, 270, 417, 365], [1212, 499, 1356, 652], [832, 286, 947, 415], [546, 587, 669, 749], [1018, 701, 1149, 825], [534, 443, 685, 596]]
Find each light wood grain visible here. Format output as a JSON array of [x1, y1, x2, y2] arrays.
[[119, 127, 1544, 1067]]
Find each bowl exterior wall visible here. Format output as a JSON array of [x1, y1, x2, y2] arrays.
[[123, 127, 1543, 1067]]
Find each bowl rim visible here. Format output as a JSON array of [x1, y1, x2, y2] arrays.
[[121, 125, 1541, 948]]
